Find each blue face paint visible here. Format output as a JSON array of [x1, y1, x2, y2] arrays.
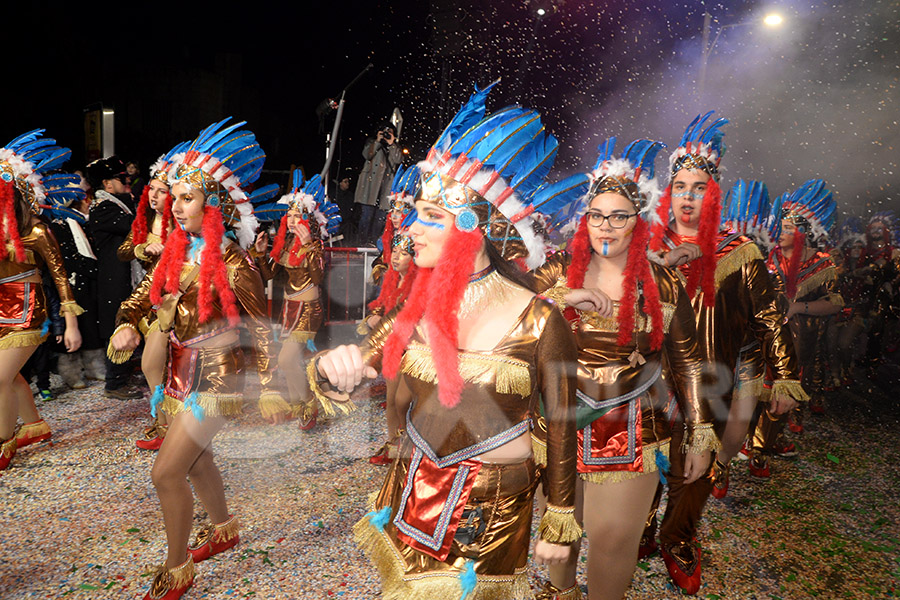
[[601, 240, 610, 256], [415, 215, 445, 230]]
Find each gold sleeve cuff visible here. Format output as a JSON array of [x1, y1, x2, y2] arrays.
[[133, 243, 152, 262], [356, 320, 371, 336], [539, 504, 583, 544], [106, 323, 140, 364], [772, 379, 810, 403], [59, 301, 85, 317], [306, 358, 357, 417], [258, 392, 292, 420], [542, 281, 572, 313], [682, 422, 721, 454]]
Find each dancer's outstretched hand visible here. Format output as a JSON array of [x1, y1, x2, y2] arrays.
[[317, 344, 378, 392], [534, 539, 571, 565]]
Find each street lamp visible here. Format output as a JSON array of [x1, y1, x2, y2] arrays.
[[697, 11, 785, 100]]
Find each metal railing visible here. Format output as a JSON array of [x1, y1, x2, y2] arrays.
[[321, 246, 381, 325]]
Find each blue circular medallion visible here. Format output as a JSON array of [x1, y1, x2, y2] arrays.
[[455, 209, 479, 232], [207, 195, 220, 207], [0, 172, 13, 183]]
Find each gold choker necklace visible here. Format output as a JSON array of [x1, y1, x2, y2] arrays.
[[457, 269, 519, 320]]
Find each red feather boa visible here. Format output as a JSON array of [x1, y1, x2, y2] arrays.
[[0, 181, 25, 262], [382, 227, 483, 407], [397, 264, 418, 306], [616, 218, 664, 350], [270, 214, 289, 261], [198, 206, 241, 325], [150, 223, 188, 304], [131, 186, 151, 245], [380, 219, 395, 265], [563, 215, 591, 323], [649, 185, 672, 252], [684, 178, 721, 307], [160, 192, 173, 244]]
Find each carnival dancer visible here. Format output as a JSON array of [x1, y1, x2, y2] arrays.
[[860, 211, 900, 377], [369, 166, 419, 286], [109, 119, 287, 600], [0, 130, 83, 472], [311, 87, 581, 599], [748, 181, 843, 472], [114, 142, 188, 450], [708, 180, 773, 493], [530, 138, 716, 600], [365, 210, 419, 465], [827, 218, 867, 386], [646, 113, 806, 594], [250, 171, 341, 430]]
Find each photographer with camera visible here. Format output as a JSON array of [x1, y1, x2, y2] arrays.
[[353, 123, 402, 244]]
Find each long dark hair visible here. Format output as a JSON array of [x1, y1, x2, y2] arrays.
[[484, 240, 536, 293]]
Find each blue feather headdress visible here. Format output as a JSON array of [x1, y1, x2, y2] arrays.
[[835, 216, 864, 248], [867, 211, 900, 247], [167, 118, 266, 248], [722, 179, 772, 244], [149, 141, 191, 183], [417, 82, 561, 269], [392, 209, 418, 255], [0, 129, 74, 212], [276, 170, 342, 239], [669, 111, 728, 180], [388, 165, 421, 214], [769, 179, 836, 243]]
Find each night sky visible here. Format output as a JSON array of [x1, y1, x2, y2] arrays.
[[3, 0, 896, 219]]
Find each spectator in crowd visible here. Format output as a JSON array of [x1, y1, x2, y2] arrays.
[[126, 160, 145, 199], [86, 156, 142, 399], [332, 174, 355, 240], [353, 123, 402, 244]]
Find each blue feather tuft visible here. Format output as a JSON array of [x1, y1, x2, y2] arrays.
[[367, 506, 392, 532], [40, 319, 50, 337], [184, 392, 205, 422], [306, 339, 318, 352], [459, 559, 477, 599], [149, 385, 165, 419], [655, 449, 671, 485]]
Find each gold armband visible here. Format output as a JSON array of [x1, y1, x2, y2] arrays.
[[106, 323, 140, 364], [682, 422, 721, 454], [306, 359, 357, 417], [538, 504, 583, 544]]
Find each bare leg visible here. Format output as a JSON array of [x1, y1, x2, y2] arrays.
[[16, 373, 40, 424], [0, 346, 38, 440], [151, 411, 226, 568], [583, 473, 661, 600]]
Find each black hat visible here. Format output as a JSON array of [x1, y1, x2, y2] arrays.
[[86, 155, 127, 189]]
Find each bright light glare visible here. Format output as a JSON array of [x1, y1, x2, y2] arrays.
[[536, 8, 546, 16], [763, 13, 784, 27]]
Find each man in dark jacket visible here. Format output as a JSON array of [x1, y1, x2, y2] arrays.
[[86, 156, 142, 399], [353, 123, 402, 243]]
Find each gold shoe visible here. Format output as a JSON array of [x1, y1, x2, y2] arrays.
[[143, 555, 194, 600]]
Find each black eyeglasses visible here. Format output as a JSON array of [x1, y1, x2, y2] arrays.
[[586, 211, 638, 229]]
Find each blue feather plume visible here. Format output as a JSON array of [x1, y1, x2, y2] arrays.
[[655, 449, 671, 485], [367, 506, 392, 532], [433, 80, 499, 151], [460, 559, 477, 599]]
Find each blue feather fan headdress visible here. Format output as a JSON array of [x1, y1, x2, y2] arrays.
[[0, 129, 75, 213], [149, 141, 191, 183], [587, 137, 666, 217], [388, 165, 421, 214], [722, 179, 772, 245], [835, 216, 864, 248], [277, 170, 342, 239], [669, 111, 728, 181], [416, 81, 562, 269], [167, 118, 266, 248], [769, 179, 836, 243]]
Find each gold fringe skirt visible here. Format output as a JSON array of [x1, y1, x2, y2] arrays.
[[161, 343, 245, 418], [354, 447, 538, 600]]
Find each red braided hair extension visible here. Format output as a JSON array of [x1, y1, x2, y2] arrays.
[[422, 227, 483, 408], [649, 184, 672, 252], [563, 215, 591, 323], [379, 219, 395, 265], [197, 206, 241, 326], [382, 267, 432, 379], [269, 214, 289, 262], [0, 181, 25, 262], [783, 230, 806, 299], [160, 192, 173, 244], [131, 186, 151, 245], [684, 177, 721, 307], [150, 223, 188, 304]]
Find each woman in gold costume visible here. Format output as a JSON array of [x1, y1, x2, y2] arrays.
[[532, 138, 715, 600], [0, 130, 83, 472], [311, 90, 582, 599], [110, 119, 286, 600]]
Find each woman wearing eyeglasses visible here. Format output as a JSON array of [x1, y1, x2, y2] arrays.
[[532, 139, 715, 600]]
